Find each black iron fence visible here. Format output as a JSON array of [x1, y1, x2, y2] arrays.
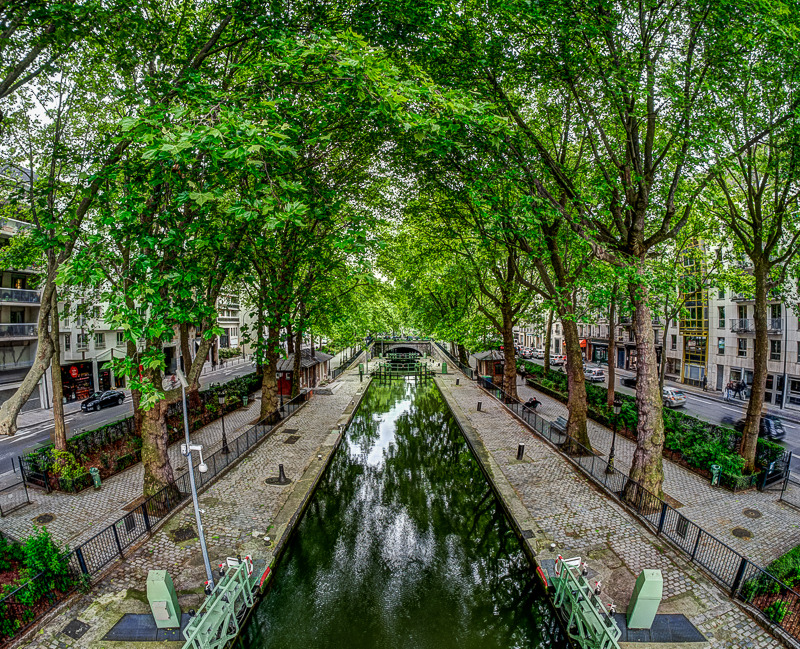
[[331, 346, 364, 380], [780, 474, 800, 511], [479, 377, 800, 645], [0, 479, 29, 517], [434, 341, 474, 379], [0, 390, 311, 646]]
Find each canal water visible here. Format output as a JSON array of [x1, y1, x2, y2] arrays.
[[241, 378, 564, 648]]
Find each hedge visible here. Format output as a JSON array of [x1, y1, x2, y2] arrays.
[[25, 372, 263, 491], [517, 359, 784, 480]]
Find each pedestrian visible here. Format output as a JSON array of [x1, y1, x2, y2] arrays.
[[724, 381, 733, 402], [738, 380, 747, 400], [702, 376, 707, 392], [733, 381, 742, 400]]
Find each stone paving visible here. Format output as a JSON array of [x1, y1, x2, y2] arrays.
[[12, 359, 368, 649], [512, 377, 800, 565], [432, 364, 780, 649], [1, 397, 264, 546]]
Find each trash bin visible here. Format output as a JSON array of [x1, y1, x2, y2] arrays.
[[710, 464, 721, 487], [441, 362, 447, 375], [89, 467, 101, 490], [242, 395, 249, 406]]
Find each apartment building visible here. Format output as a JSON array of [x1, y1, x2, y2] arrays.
[[0, 216, 47, 412], [664, 289, 800, 411]]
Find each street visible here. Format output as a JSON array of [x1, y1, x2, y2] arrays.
[[513, 354, 800, 469], [0, 361, 255, 474]]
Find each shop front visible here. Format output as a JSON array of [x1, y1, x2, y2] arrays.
[[61, 362, 95, 403], [591, 342, 608, 365]]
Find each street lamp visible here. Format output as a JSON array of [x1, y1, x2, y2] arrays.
[[218, 393, 229, 454], [175, 369, 215, 590], [606, 395, 622, 474]]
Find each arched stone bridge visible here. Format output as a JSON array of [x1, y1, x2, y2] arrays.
[[372, 340, 432, 356]]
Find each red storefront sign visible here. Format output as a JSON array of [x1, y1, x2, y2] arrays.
[[69, 366, 79, 378]]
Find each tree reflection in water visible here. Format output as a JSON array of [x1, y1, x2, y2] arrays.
[[241, 379, 565, 649]]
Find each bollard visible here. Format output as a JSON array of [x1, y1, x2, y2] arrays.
[[516, 444, 525, 461], [278, 464, 290, 485], [456, 378, 460, 385], [477, 401, 482, 411]]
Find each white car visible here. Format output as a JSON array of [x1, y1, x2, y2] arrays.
[[584, 367, 606, 383], [532, 349, 545, 359], [550, 354, 566, 366], [662, 388, 687, 408]]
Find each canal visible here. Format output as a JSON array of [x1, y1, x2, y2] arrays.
[[241, 378, 565, 648]]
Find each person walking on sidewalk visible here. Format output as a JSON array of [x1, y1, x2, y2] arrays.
[[702, 376, 708, 392], [737, 380, 747, 400]]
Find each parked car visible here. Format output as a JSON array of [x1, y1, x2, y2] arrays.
[[532, 349, 545, 359], [584, 367, 606, 383], [662, 387, 687, 408], [620, 375, 637, 388], [81, 390, 125, 412], [550, 354, 566, 366], [521, 347, 534, 358], [732, 414, 786, 440]]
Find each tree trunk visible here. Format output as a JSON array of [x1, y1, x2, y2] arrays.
[[50, 290, 67, 450], [140, 392, 175, 497], [627, 281, 665, 499], [179, 323, 193, 376], [740, 262, 768, 472], [659, 314, 671, 391], [212, 335, 219, 366], [457, 343, 468, 365], [0, 274, 56, 436], [255, 297, 265, 378], [259, 325, 280, 421], [544, 309, 553, 374], [607, 288, 617, 409], [291, 325, 302, 398], [561, 315, 592, 453], [500, 301, 518, 400], [126, 338, 143, 436], [286, 320, 294, 354]]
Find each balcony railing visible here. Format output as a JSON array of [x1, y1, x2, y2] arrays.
[[730, 318, 754, 333], [767, 318, 783, 333], [0, 323, 37, 338], [730, 293, 753, 302], [0, 288, 40, 304]]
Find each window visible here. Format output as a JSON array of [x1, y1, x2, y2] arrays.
[[116, 332, 125, 347], [63, 334, 70, 351], [718, 288, 725, 299], [738, 338, 747, 357], [770, 340, 781, 361], [718, 338, 725, 355], [94, 332, 105, 349], [718, 306, 725, 328], [76, 333, 90, 350], [92, 306, 101, 319], [797, 341, 800, 362], [671, 335, 677, 350]]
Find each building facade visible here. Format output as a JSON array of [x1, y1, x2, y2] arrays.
[[0, 217, 47, 411]]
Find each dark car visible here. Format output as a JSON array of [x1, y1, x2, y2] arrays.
[[620, 375, 637, 388], [81, 390, 125, 412], [732, 414, 785, 440]]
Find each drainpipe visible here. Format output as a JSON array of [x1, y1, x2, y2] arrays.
[[781, 306, 788, 410]]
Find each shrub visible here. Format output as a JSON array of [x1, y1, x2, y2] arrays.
[[765, 600, 788, 624], [23, 527, 73, 596]]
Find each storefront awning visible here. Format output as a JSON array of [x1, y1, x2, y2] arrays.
[[579, 339, 587, 348]]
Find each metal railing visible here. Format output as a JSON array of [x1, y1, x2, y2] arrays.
[[331, 346, 363, 380], [0, 479, 29, 516], [478, 376, 800, 645], [730, 318, 754, 333], [0, 391, 311, 645], [0, 323, 37, 338], [768, 318, 783, 332], [0, 288, 40, 304], [434, 341, 474, 380]]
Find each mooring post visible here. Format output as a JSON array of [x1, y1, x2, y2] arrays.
[[517, 444, 525, 461]]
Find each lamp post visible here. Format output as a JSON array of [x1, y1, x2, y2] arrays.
[[176, 369, 214, 590], [606, 395, 622, 474], [218, 393, 229, 454]]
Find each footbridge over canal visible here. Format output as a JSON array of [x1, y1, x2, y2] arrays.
[[371, 339, 432, 357]]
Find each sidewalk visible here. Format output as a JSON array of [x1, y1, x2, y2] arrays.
[[11, 357, 369, 649], [433, 362, 778, 649], [512, 376, 800, 565], [2, 397, 265, 546]]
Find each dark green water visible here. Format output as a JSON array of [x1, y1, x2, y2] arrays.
[[241, 379, 564, 649]]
